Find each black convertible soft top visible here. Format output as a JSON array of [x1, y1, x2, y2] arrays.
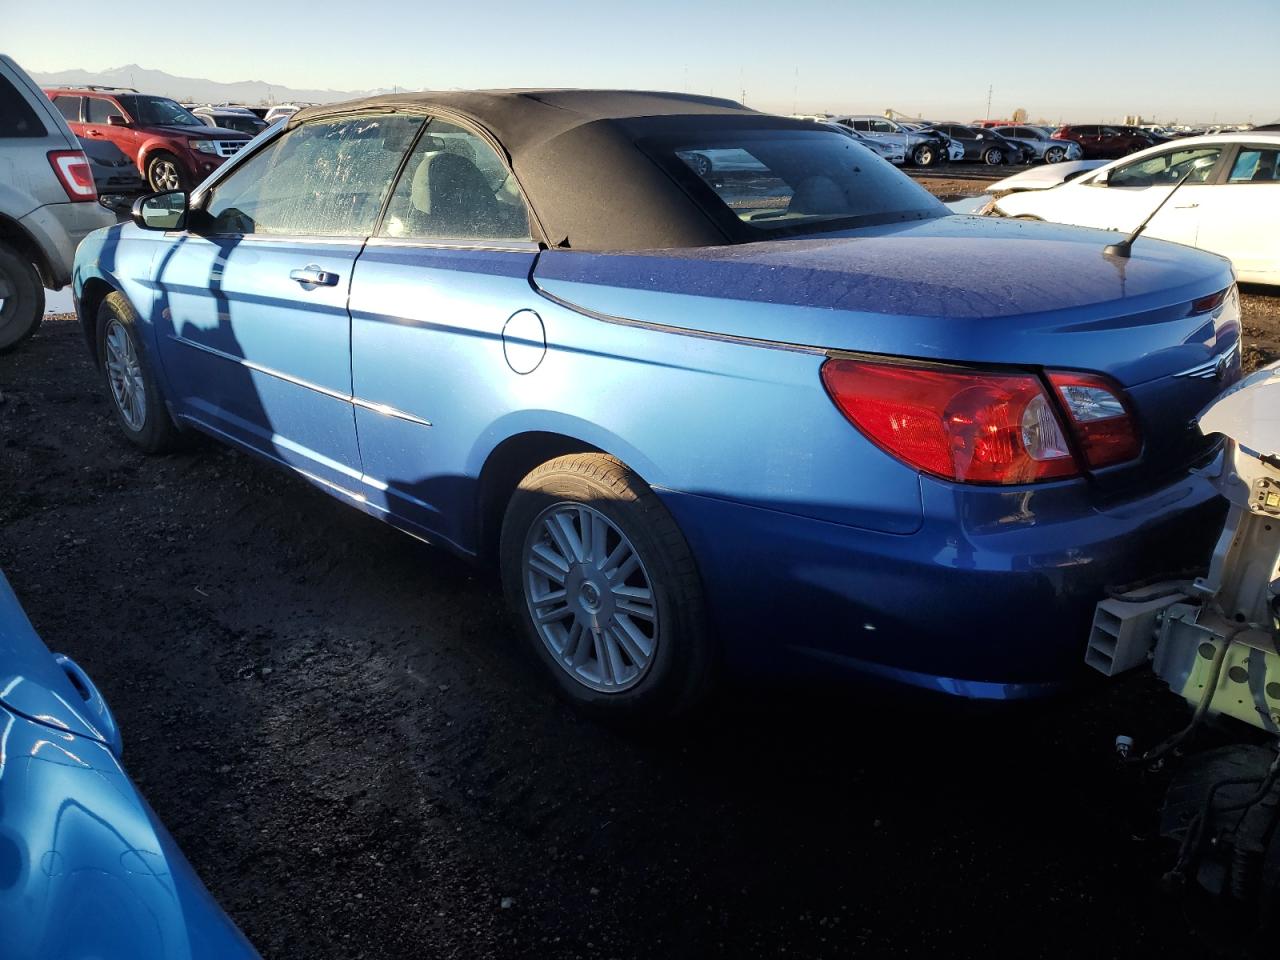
[[288, 90, 819, 250]]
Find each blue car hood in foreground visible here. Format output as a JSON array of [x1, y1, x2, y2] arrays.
[[533, 214, 1238, 389], [0, 575, 258, 960], [0, 573, 112, 744]]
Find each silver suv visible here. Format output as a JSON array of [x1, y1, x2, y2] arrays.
[[0, 54, 114, 351]]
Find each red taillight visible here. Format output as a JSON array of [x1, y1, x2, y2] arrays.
[[1047, 371, 1141, 469], [47, 150, 96, 202], [820, 359, 1078, 484], [1190, 287, 1229, 315]]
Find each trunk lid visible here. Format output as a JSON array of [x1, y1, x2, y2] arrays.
[[533, 215, 1240, 490]]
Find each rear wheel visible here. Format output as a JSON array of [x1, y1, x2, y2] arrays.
[[146, 152, 187, 192], [1043, 145, 1066, 164], [0, 242, 44, 353], [97, 291, 182, 452], [500, 453, 713, 720]]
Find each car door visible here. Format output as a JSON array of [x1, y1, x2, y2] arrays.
[[153, 113, 424, 490], [83, 94, 140, 162], [1194, 144, 1280, 280], [347, 118, 541, 546], [865, 119, 904, 152], [1096, 144, 1224, 246], [1077, 125, 1105, 157]]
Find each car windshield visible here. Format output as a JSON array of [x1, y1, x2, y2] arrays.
[[117, 95, 205, 127], [655, 130, 942, 235]]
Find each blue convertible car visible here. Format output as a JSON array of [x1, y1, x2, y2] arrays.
[[0, 572, 257, 959], [74, 90, 1240, 717]]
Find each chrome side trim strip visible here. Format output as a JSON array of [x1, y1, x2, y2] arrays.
[[532, 286, 829, 356], [168, 334, 432, 426], [350, 396, 432, 426]]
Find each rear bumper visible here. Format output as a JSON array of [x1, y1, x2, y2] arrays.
[[19, 201, 115, 288], [659, 461, 1227, 699]]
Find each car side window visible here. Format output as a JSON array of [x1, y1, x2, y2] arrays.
[[203, 114, 425, 237], [0, 76, 46, 137], [851, 120, 869, 132], [1227, 148, 1280, 183], [84, 97, 116, 124], [1108, 147, 1222, 188], [52, 95, 82, 123], [869, 120, 895, 134], [379, 119, 531, 242]]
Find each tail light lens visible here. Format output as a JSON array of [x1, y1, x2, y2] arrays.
[[822, 359, 1144, 484], [1047, 371, 1141, 469], [1190, 287, 1229, 315], [47, 150, 97, 201], [820, 359, 1077, 484]]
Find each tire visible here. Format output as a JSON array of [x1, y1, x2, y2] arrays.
[[687, 152, 712, 177], [0, 242, 44, 353], [911, 143, 936, 167], [145, 151, 188, 193], [982, 147, 1005, 166], [1044, 146, 1066, 164], [500, 453, 714, 720], [96, 291, 182, 452]]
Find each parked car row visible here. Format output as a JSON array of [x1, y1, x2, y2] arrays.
[[991, 132, 1280, 285], [818, 115, 1082, 166], [46, 84, 253, 192]]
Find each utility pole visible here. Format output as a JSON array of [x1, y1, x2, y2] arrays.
[[985, 84, 992, 121]]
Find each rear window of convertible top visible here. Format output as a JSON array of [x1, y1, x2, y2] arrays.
[[643, 129, 942, 236]]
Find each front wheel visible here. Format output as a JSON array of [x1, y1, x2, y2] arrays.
[[982, 147, 1005, 165], [1043, 146, 1066, 164], [97, 291, 183, 452], [146, 152, 188, 193], [0, 242, 44, 353], [911, 143, 936, 167], [500, 453, 714, 720]]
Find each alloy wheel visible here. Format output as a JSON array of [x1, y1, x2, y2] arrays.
[[522, 502, 658, 693], [1044, 146, 1065, 163], [149, 159, 181, 192], [104, 319, 146, 431]]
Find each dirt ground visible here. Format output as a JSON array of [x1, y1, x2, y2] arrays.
[[2, 306, 1277, 959]]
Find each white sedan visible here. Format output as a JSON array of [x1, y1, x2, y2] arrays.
[[994, 133, 1280, 285]]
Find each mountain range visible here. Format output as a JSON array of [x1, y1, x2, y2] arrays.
[[28, 63, 390, 106]]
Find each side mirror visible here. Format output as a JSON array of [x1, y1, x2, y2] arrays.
[[132, 191, 188, 231], [107, 115, 129, 127]]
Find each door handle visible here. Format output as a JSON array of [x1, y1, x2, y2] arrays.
[[1173, 203, 1200, 209], [289, 265, 339, 287]]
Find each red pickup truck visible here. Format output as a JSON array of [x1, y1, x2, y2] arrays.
[[45, 86, 250, 192]]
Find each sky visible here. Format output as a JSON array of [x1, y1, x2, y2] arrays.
[[5, 0, 1277, 124]]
